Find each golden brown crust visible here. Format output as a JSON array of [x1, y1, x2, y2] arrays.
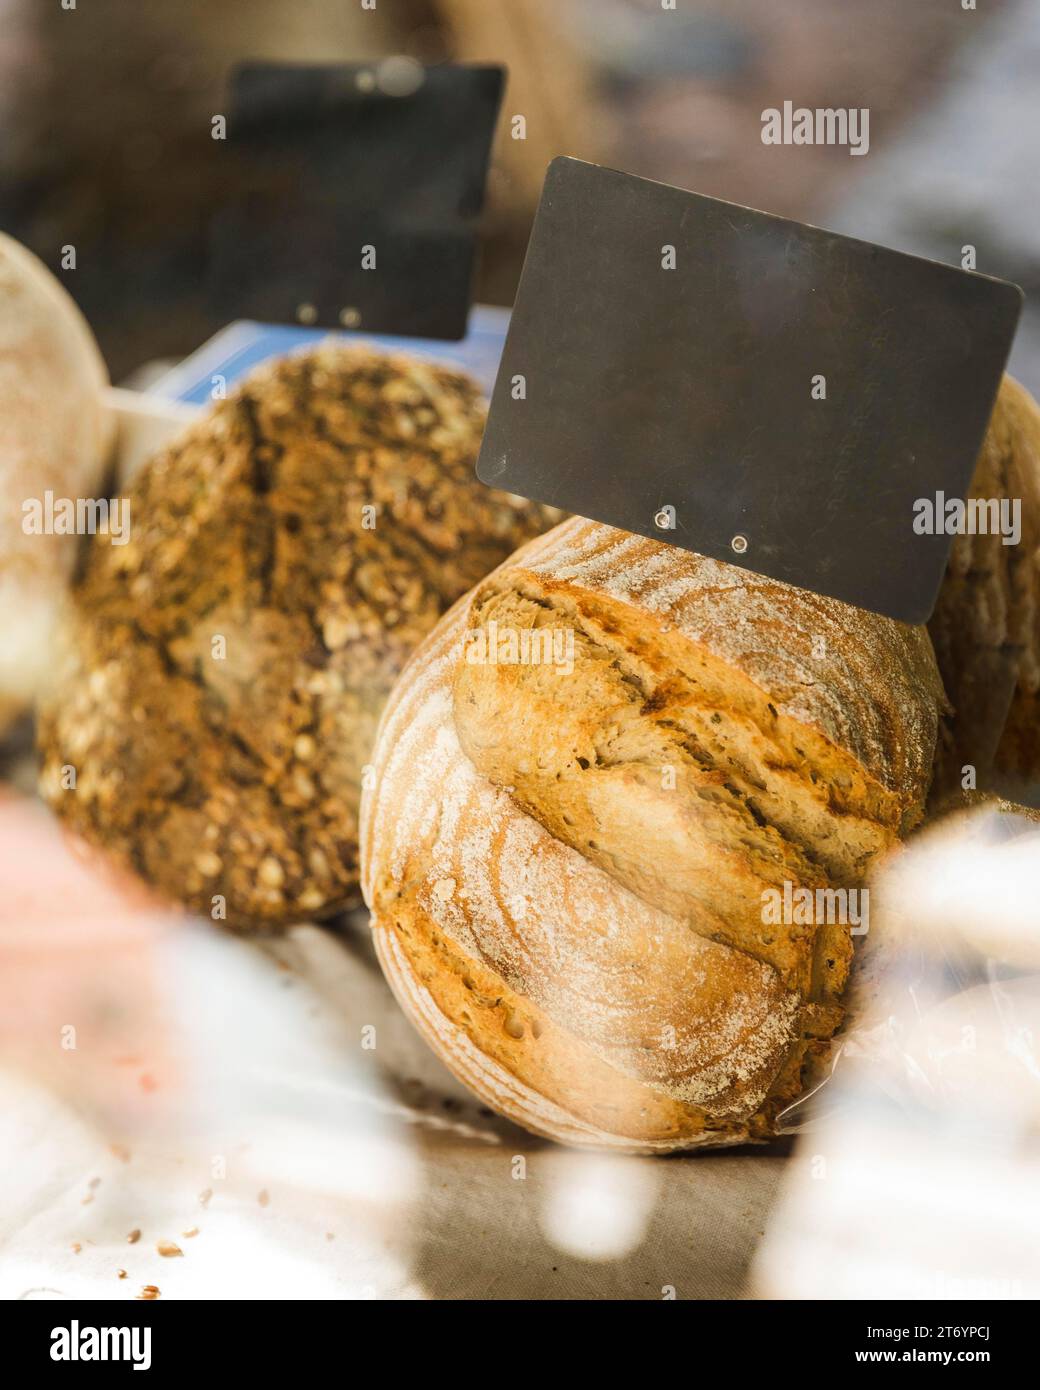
[[929, 375, 1040, 800], [376, 899, 757, 1152], [362, 520, 945, 1150], [36, 346, 556, 928], [363, 604, 805, 1150]]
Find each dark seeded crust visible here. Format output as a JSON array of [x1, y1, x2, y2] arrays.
[[36, 345, 558, 928], [929, 375, 1040, 803]]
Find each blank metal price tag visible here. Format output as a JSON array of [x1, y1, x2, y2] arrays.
[[208, 62, 504, 341], [477, 157, 1023, 622]]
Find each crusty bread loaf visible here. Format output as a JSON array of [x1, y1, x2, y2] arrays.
[[361, 519, 946, 1151], [929, 375, 1040, 800], [37, 346, 556, 929], [0, 232, 113, 733]]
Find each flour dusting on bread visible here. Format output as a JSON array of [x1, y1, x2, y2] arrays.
[[362, 520, 946, 1150]]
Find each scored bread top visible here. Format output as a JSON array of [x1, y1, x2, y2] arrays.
[[454, 520, 945, 994], [362, 519, 946, 1146], [511, 520, 945, 804]]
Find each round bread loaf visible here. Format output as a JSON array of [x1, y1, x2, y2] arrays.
[[0, 232, 113, 733], [361, 518, 947, 1151], [37, 346, 556, 929], [929, 375, 1040, 800]]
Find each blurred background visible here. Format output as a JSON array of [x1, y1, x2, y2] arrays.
[[3, 0, 1040, 1303], [1, 0, 1038, 386]]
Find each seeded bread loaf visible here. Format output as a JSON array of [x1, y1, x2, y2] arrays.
[[929, 375, 1040, 800], [360, 519, 946, 1151], [37, 346, 556, 929]]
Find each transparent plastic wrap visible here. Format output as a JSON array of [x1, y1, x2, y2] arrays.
[[759, 797, 1040, 1299]]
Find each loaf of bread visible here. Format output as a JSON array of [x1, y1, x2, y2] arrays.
[[37, 346, 556, 929], [929, 375, 1040, 800], [0, 232, 113, 734], [361, 519, 946, 1151]]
